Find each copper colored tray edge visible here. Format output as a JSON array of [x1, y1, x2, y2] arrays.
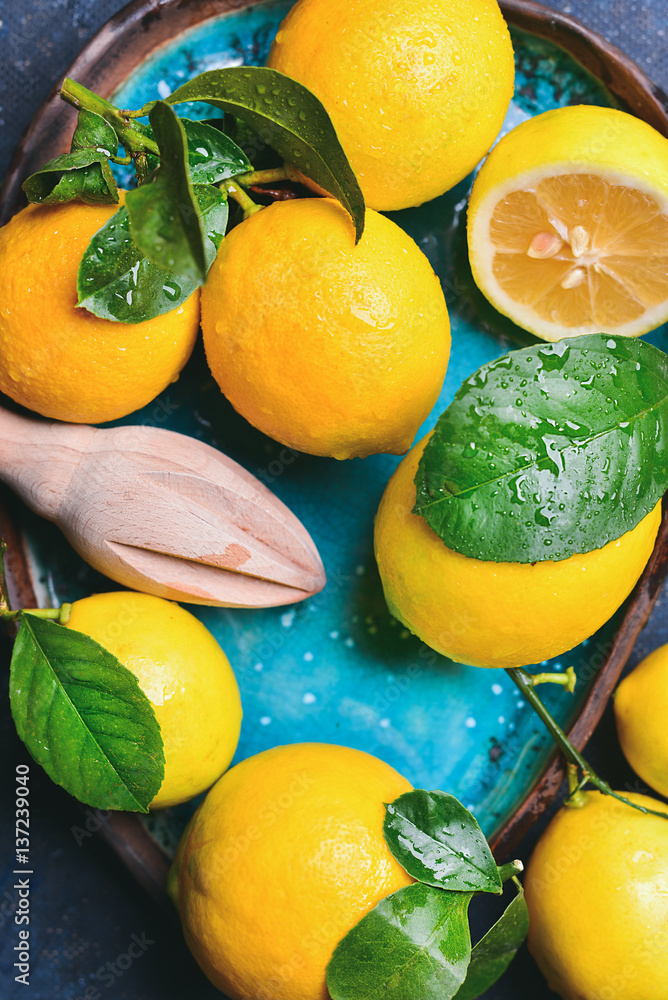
[[0, 0, 667, 894]]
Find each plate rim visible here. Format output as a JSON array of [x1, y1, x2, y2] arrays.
[[1, 0, 668, 897]]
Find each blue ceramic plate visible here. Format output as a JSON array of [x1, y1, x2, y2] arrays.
[[8, 0, 668, 860]]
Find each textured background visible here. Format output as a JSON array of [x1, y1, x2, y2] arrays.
[[1, 2, 668, 999]]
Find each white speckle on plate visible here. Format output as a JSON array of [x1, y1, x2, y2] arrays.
[[302, 692, 316, 705], [281, 610, 295, 629], [465, 717, 476, 729], [356, 565, 365, 575], [254, 662, 263, 672], [379, 718, 391, 728], [329, 630, 339, 640], [157, 79, 171, 98], [303, 651, 314, 662], [498, 715, 506, 725], [344, 637, 355, 648], [260, 716, 272, 726], [492, 683, 503, 695]]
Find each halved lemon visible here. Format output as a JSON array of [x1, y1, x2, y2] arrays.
[[467, 105, 668, 341]]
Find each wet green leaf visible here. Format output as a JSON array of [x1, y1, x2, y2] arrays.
[[77, 185, 227, 323], [454, 884, 529, 1000], [327, 883, 472, 1000], [384, 791, 502, 894], [71, 108, 119, 156], [23, 109, 120, 206], [125, 101, 206, 283], [10, 614, 164, 812], [22, 149, 118, 206], [182, 118, 250, 183], [162, 66, 365, 241], [414, 335, 668, 562]]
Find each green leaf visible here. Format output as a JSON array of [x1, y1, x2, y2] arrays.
[[162, 66, 365, 242], [77, 185, 227, 323], [22, 108, 121, 206], [182, 118, 251, 184], [22, 149, 118, 206], [71, 108, 119, 156], [384, 791, 502, 894], [327, 883, 472, 1000], [125, 101, 206, 283], [9, 614, 164, 812], [414, 334, 668, 562], [454, 885, 529, 1000]]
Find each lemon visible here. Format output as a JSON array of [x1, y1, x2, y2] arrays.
[[0, 202, 200, 423], [66, 592, 242, 809], [525, 791, 668, 1000], [267, 0, 514, 211], [201, 198, 450, 459], [374, 434, 661, 669], [468, 105, 668, 341], [615, 644, 668, 798], [167, 742, 413, 1000]]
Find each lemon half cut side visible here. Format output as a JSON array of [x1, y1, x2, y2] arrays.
[[468, 106, 668, 341]]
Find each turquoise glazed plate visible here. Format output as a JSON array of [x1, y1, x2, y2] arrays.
[[2, 0, 668, 899]]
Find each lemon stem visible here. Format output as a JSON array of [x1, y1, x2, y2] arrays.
[[0, 604, 72, 625], [506, 667, 668, 821], [565, 763, 588, 809], [133, 151, 150, 186], [528, 666, 577, 693], [236, 166, 292, 187], [222, 180, 264, 220], [497, 860, 524, 883]]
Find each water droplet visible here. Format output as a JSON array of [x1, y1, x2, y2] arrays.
[[535, 507, 557, 527]]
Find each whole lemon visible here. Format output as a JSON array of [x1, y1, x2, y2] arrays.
[[201, 198, 450, 459], [167, 742, 413, 1000], [374, 435, 661, 668], [267, 0, 514, 211], [525, 791, 668, 1000], [615, 644, 668, 798], [66, 591, 242, 809], [0, 202, 200, 423]]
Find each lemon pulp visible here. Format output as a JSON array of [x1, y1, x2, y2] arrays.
[[489, 173, 668, 334]]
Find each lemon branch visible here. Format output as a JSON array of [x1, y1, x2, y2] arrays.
[[60, 78, 160, 159], [506, 667, 668, 821], [221, 179, 264, 219]]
